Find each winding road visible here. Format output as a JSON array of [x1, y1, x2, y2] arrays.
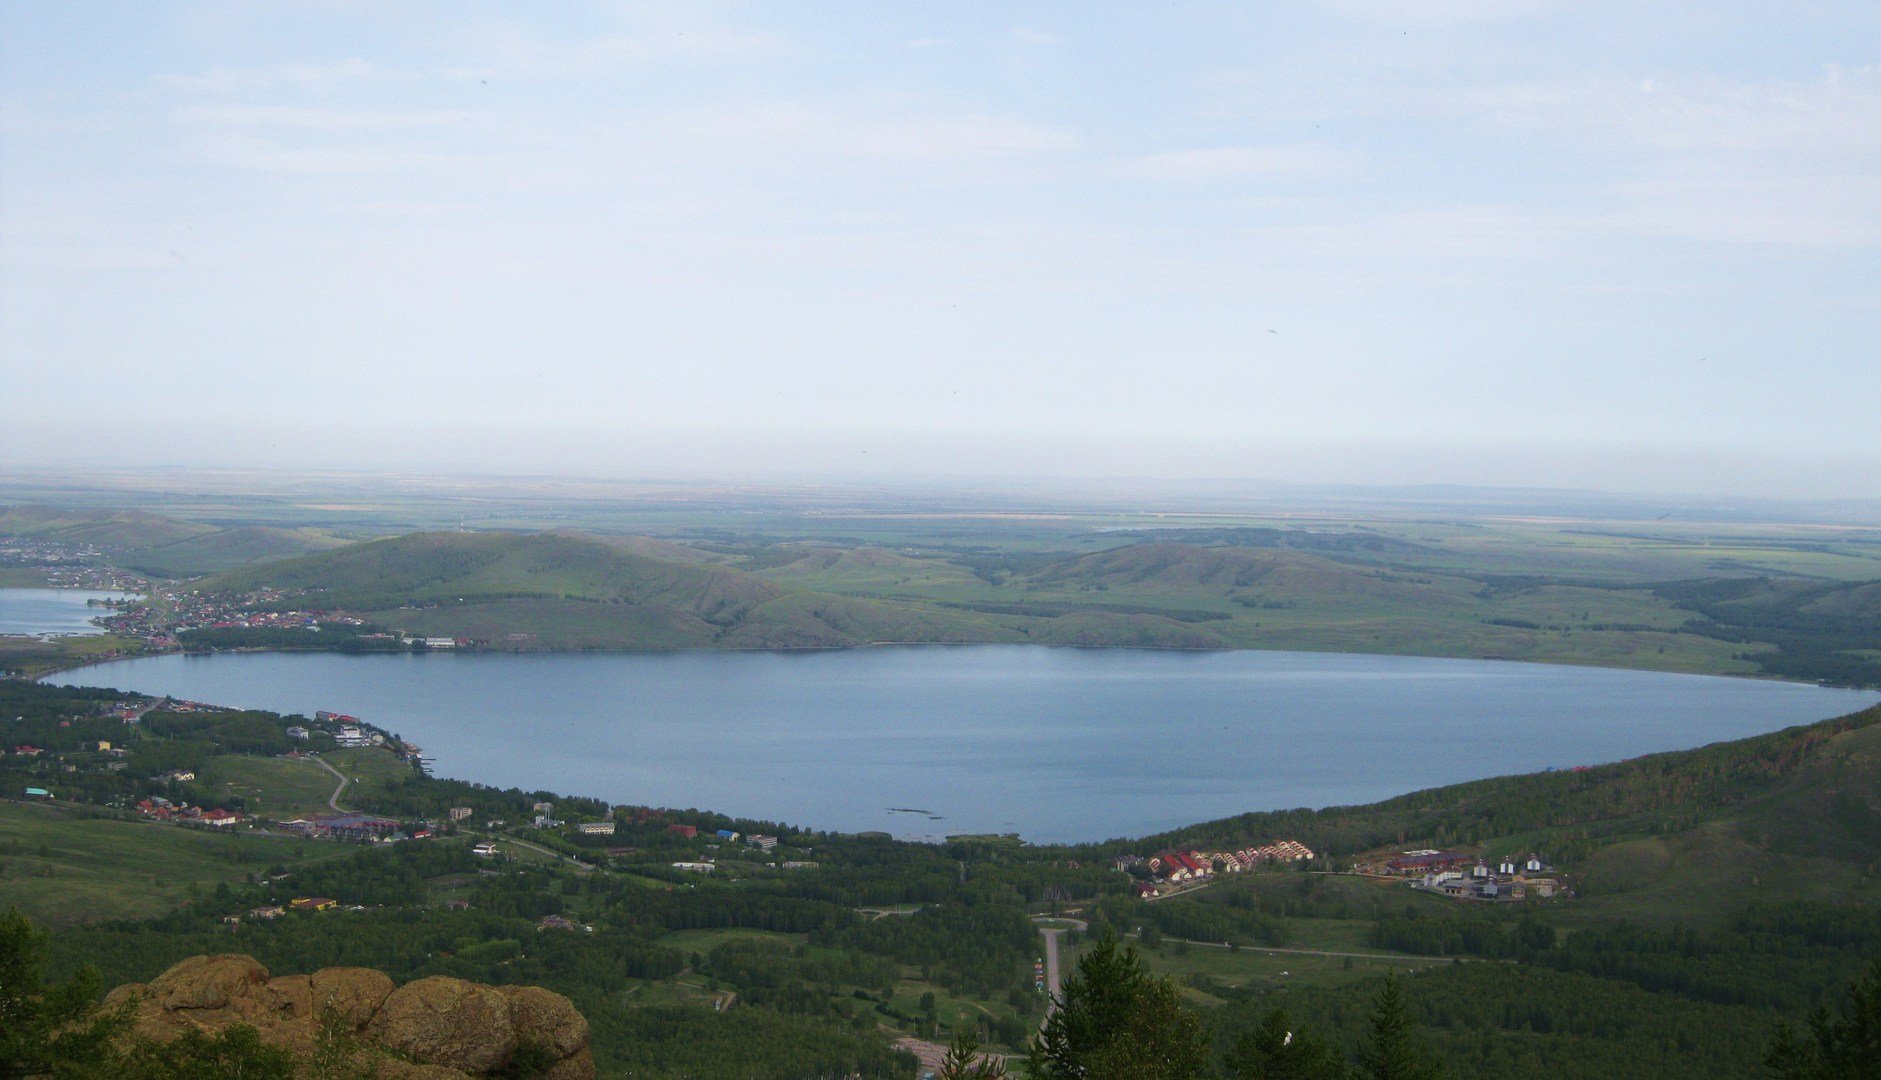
[[308, 754, 351, 812]]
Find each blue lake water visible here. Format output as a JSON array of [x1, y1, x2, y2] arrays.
[[0, 587, 125, 637], [57, 648, 1879, 843]]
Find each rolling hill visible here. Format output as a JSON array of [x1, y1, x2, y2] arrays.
[[199, 531, 1027, 649], [1128, 700, 1881, 925], [115, 525, 349, 577], [0, 505, 213, 552], [0, 505, 349, 578]]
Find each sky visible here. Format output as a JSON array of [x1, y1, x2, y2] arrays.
[[2, 2, 1878, 498]]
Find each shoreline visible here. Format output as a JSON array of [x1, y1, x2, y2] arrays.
[[34, 637, 1863, 693]]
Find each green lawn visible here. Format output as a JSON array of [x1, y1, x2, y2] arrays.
[[0, 799, 337, 926], [205, 754, 340, 818], [1063, 932, 1441, 1004], [656, 927, 809, 953], [322, 747, 420, 805]]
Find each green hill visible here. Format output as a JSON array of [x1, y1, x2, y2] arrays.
[[0, 506, 352, 579], [115, 526, 349, 577], [200, 531, 1024, 649], [1125, 701, 1881, 924], [0, 505, 213, 552], [1027, 542, 1473, 604]]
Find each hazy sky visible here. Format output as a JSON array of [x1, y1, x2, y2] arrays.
[[3, 2, 1878, 496]]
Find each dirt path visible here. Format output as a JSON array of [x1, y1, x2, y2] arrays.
[[307, 754, 351, 812]]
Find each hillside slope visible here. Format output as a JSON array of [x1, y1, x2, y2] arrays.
[[0, 505, 213, 551], [201, 531, 1025, 649], [116, 525, 349, 577], [1130, 701, 1881, 923]]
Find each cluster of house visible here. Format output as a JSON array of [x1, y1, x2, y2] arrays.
[[1383, 850, 1565, 901], [0, 536, 143, 592], [243, 898, 347, 920], [537, 914, 593, 932], [656, 823, 779, 851], [276, 811, 419, 843], [1121, 842, 1316, 891], [318, 713, 378, 748], [400, 637, 479, 649], [134, 796, 242, 828], [91, 587, 378, 650], [1113, 840, 1317, 898]]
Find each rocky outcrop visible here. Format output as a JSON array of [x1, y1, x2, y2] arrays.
[[102, 954, 593, 1079]]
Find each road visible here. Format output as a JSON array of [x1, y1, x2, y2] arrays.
[[1119, 930, 1485, 965], [494, 833, 595, 871], [1032, 917, 1086, 1025], [308, 754, 351, 812]]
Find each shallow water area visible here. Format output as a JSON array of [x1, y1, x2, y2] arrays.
[[58, 646, 1880, 843], [0, 587, 127, 637]]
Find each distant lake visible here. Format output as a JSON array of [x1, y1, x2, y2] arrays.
[[58, 648, 1879, 843], [0, 587, 125, 637]]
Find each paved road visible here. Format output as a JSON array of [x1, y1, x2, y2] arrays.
[[307, 754, 351, 812], [1040, 928, 1064, 1022], [1032, 917, 1087, 1025]]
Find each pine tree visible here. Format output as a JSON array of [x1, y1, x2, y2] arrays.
[[1765, 959, 1881, 1079], [937, 1029, 1007, 1080], [1226, 1008, 1350, 1079], [0, 907, 125, 1079], [1028, 930, 1211, 1080], [1355, 973, 1442, 1080]]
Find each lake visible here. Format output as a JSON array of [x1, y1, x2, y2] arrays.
[[0, 587, 125, 637], [57, 648, 1879, 843]]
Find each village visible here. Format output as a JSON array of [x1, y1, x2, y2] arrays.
[[0, 534, 147, 592], [1110, 840, 1569, 905], [1359, 848, 1569, 902], [86, 586, 383, 648], [1113, 840, 1319, 899]]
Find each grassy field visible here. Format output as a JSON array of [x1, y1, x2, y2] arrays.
[[321, 747, 422, 806], [205, 754, 342, 818], [1058, 927, 1444, 1009], [0, 799, 335, 926]]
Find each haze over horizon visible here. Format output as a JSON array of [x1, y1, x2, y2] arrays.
[[4, 2, 1878, 499]]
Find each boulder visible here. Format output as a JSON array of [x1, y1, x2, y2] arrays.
[[313, 966, 396, 1029], [103, 955, 590, 1078], [499, 984, 589, 1059], [369, 976, 516, 1074]]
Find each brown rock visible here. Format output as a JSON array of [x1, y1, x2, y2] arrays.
[[539, 1047, 598, 1080], [374, 1060, 472, 1079], [313, 966, 397, 1029], [100, 956, 590, 1078], [369, 976, 516, 1074], [498, 984, 589, 1059], [150, 954, 271, 1011], [100, 981, 149, 1013], [264, 974, 313, 1021]]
